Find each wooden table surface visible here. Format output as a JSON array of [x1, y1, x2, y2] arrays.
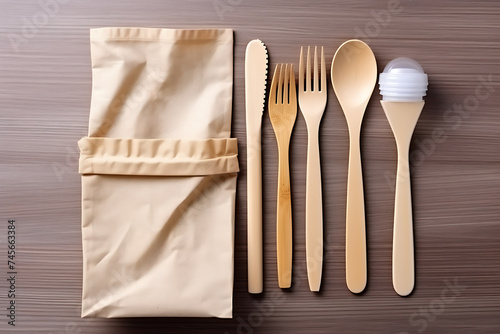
[[1, 0, 499, 333]]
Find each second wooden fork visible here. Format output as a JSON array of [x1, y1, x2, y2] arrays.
[[298, 46, 327, 292], [269, 64, 297, 288]]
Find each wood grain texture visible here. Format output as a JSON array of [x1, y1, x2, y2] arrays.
[[0, 0, 499, 333], [269, 63, 296, 289]]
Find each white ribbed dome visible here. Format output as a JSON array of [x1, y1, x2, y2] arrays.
[[379, 57, 428, 101]]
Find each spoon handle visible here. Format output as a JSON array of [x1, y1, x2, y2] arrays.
[[305, 127, 323, 292], [345, 132, 367, 293], [393, 146, 415, 296], [276, 140, 293, 288]]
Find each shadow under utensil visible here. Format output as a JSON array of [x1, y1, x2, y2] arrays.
[[287, 104, 300, 292]]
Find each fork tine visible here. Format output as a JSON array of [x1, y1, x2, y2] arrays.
[[289, 64, 296, 103], [284, 64, 290, 104], [299, 47, 304, 93], [306, 46, 311, 92], [277, 64, 283, 104], [270, 64, 279, 105], [314, 46, 319, 92], [321, 46, 326, 92]]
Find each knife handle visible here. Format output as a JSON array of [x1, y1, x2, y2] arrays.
[[247, 129, 263, 294]]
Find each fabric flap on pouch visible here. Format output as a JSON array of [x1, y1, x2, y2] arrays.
[[78, 137, 239, 176]]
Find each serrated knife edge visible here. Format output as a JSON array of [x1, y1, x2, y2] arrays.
[[245, 39, 268, 294]]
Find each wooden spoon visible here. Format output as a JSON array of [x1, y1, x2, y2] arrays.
[[331, 39, 377, 293]]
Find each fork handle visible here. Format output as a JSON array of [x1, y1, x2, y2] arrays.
[[345, 130, 367, 293], [305, 127, 323, 292], [276, 139, 293, 288]]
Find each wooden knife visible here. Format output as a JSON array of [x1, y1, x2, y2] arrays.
[[245, 39, 268, 294]]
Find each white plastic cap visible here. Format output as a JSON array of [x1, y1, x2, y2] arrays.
[[379, 57, 428, 101]]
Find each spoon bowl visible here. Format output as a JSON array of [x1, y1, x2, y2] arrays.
[[332, 40, 377, 114], [331, 39, 377, 294]]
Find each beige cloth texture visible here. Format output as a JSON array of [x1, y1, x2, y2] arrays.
[[79, 27, 238, 318]]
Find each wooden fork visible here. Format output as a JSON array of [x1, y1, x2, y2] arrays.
[[298, 46, 327, 292], [269, 64, 297, 288]]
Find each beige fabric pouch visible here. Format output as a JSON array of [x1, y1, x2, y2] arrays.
[[78, 28, 238, 318]]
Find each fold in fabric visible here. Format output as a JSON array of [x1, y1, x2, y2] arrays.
[[90, 27, 232, 41], [80, 27, 237, 318], [78, 137, 239, 176], [87, 27, 233, 140]]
